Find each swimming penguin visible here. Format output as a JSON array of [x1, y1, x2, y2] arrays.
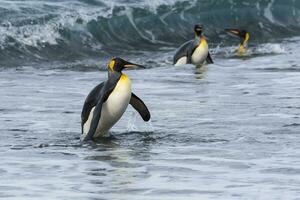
[[173, 24, 213, 66], [81, 57, 151, 141], [225, 29, 250, 55]]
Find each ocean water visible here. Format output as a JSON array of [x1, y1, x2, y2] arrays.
[[1, 0, 300, 199]]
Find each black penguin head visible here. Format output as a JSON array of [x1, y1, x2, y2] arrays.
[[194, 24, 203, 37], [108, 57, 145, 73], [226, 29, 250, 44]]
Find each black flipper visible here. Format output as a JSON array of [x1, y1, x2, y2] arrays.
[[173, 40, 196, 65], [83, 99, 104, 141], [186, 39, 199, 64], [130, 93, 151, 121], [81, 82, 104, 133], [81, 73, 121, 141], [206, 52, 214, 64]]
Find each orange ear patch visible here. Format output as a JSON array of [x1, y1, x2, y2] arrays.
[[108, 60, 115, 71]]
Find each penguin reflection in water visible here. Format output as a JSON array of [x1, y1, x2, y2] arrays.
[[81, 58, 150, 141], [225, 29, 250, 56], [173, 24, 214, 67]]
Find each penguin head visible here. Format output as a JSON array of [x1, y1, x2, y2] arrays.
[[108, 57, 145, 73], [194, 24, 203, 37], [226, 29, 250, 44]]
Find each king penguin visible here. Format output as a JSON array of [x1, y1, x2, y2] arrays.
[[81, 57, 151, 141], [225, 29, 250, 55], [173, 24, 213, 67]]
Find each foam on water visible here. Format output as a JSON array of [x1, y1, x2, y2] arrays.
[[255, 43, 286, 54], [211, 42, 286, 60], [0, 0, 300, 66]]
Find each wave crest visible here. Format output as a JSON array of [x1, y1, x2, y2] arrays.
[[0, 0, 299, 65]]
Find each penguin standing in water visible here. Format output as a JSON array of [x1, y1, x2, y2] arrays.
[[225, 29, 250, 55], [173, 24, 213, 66], [81, 57, 150, 141]]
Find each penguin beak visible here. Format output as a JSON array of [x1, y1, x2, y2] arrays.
[[225, 29, 241, 38], [124, 61, 146, 69]]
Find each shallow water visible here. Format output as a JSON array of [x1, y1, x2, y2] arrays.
[[0, 37, 300, 199]]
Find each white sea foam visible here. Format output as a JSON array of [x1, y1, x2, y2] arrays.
[[255, 43, 286, 54], [212, 43, 286, 58]]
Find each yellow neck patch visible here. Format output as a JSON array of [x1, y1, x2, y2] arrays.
[[120, 74, 128, 81], [115, 74, 131, 91], [244, 33, 250, 43], [238, 33, 249, 55], [200, 37, 207, 46]]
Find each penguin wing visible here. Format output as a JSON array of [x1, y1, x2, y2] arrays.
[[81, 82, 104, 132], [186, 39, 200, 64], [81, 74, 121, 141], [206, 52, 214, 64], [130, 93, 151, 121], [173, 40, 195, 64]]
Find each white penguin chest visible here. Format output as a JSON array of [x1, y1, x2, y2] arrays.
[[191, 39, 208, 65], [103, 75, 132, 119]]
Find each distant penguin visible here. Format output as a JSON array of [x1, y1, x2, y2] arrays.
[[81, 57, 150, 141], [173, 24, 213, 67], [225, 29, 250, 55]]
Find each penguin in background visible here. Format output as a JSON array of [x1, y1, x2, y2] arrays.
[[173, 24, 214, 67], [81, 57, 150, 141], [225, 29, 250, 55]]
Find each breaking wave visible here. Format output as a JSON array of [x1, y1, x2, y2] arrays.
[[0, 0, 299, 66]]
